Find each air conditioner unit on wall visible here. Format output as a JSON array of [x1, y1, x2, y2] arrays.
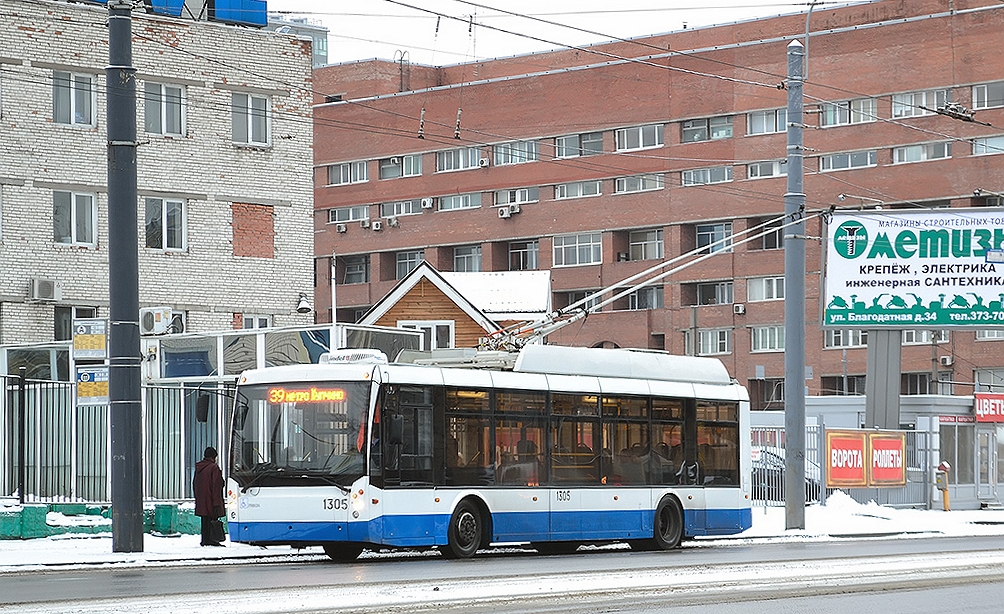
[[508, 203, 521, 214], [940, 355, 954, 367], [387, 216, 399, 227], [335, 223, 347, 233], [498, 207, 512, 219], [29, 278, 62, 301], [421, 198, 434, 209], [733, 303, 746, 315], [140, 306, 173, 335], [359, 219, 370, 228], [478, 157, 490, 168], [371, 220, 383, 231]]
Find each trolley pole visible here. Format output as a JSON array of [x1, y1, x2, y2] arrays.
[[784, 39, 807, 530], [107, 0, 143, 553]]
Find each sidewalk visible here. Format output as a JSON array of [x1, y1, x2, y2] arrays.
[[4, 492, 1004, 571]]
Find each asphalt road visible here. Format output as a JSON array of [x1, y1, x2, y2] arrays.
[[4, 536, 1004, 613]]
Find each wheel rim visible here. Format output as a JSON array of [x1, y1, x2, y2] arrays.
[[456, 510, 478, 548]]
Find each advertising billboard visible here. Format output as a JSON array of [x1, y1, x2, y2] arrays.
[[823, 209, 1004, 327], [825, 429, 907, 488]]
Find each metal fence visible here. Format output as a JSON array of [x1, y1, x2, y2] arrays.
[[1, 374, 228, 504], [751, 425, 931, 509]]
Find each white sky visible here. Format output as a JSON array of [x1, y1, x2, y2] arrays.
[[265, 1, 864, 66]]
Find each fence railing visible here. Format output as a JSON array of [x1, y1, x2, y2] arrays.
[[1, 375, 228, 504], [750, 426, 931, 509], [2, 375, 932, 508]]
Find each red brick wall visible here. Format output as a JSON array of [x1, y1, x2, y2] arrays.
[[231, 203, 275, 258]]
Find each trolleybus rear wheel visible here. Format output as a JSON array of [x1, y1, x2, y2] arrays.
[[630, 495, 684, 551], [443, 499, 483, 559], [322, 543, 364, 562]]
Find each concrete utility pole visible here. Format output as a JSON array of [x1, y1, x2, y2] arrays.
[[107, 1, 143, 552], [784, 39, 807, 531]]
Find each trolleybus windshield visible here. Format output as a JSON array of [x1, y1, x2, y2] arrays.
[[229, 381, 371, 491]]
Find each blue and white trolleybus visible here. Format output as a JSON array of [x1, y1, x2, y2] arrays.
[[225, 344, 752, 560]]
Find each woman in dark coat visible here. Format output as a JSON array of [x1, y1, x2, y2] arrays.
[[193, 446, 226, 546]]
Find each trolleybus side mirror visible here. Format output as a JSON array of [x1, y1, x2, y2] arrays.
[[195, 394, 211, 423], [388, 414, 404, 446]]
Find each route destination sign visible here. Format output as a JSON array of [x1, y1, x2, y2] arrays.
[[824, 209, 1004, 327]]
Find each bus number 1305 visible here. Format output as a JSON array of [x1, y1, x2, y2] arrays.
[[323, 498, 348, 510]]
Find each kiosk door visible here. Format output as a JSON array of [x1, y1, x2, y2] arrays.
[[977, 427, 1003, 502]]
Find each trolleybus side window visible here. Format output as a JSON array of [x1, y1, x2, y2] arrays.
[[382, 385, 435, 486], [651, 397, 685, 484], [442, 388, 493, 486], [696, 400, 740, 486], [601, 396, 650, 485]]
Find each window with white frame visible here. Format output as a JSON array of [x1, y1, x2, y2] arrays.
[[893, 142, 951, 164], [53, 191, 96, 246], [682, 116, 732, 142], [747, 276, 784, 301], [697, 329, 731, 355], [892, 89, 950, 118], [509, 240, 539, 271], [820, 150, 877, 171], [629, 229, 663, 260], [824, 329, 868, 348], [553, 232, 602, 266], [143, 82, 184, 136], [747, 109, 786, 135], [378, 154, 422, 179], [145, 197, 185, 251], [754, 217, 783, 250], [752, 326, 785, 352], [231, 92, 269, 145], [454, 245, 482, 272], [343, 255, 370, 284], [696, 222, 732, 254], [564, 290, 601, 312], [380, 199, 422, 217], [628, 286, 664, 310], [902, 329, 948, 345], [615, 174, 664, 194], [696, 281, 733, 305], [439, 192, 481, 211], [747, 160, 787, 179], [682, 166, 733, 186], [396, 250, 425, 279], [820, 98, 876, 126], [555, 180, 601, 199], [975, 369, 1004, 393], [399, 320, 454, 350], [976, 329, 1004, 340], [974, 82, 1004, 110], [494, 140, 539, 165], [328, 205, 369, 223], [53, 71, 95, 126], [55, 306, 97, 341], [328, 161, 368, 186], [555, 132, 603, 158], [495, 187, 539, 206], [436, 147, 480, 171], [615, 124, 663, 151], [242, 314, 272, 329], [973, 135, 1004, 156]]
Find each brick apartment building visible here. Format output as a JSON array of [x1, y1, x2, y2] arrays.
[[312, 0, 1004, 410], [0, 0, 315, 378]]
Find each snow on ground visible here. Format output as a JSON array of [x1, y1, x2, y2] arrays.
[[3, 491, 1004, 571]]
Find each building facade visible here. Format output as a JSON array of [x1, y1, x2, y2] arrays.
[[313, 0, 1004, 410], [0, 0, 315, 374]]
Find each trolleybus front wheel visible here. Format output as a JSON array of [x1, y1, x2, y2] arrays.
[[442, 499, 483, 559], [630, 495, 684, 551], [322, 543, 364, 562]]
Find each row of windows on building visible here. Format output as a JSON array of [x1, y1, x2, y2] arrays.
[[326, 133, 1003, 223], [324, 83, 1004, 187], [51, 191, 186, 250], [50, 70, 271, 146]]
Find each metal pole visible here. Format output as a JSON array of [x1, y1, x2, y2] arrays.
[[784, 39, 807, 530], [17, 366, 26, 505], [107, 1, 143, 553], [330, 251, 337, 324]]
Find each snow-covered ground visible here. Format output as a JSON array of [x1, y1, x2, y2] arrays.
[[3, 491, 1004, 571]]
